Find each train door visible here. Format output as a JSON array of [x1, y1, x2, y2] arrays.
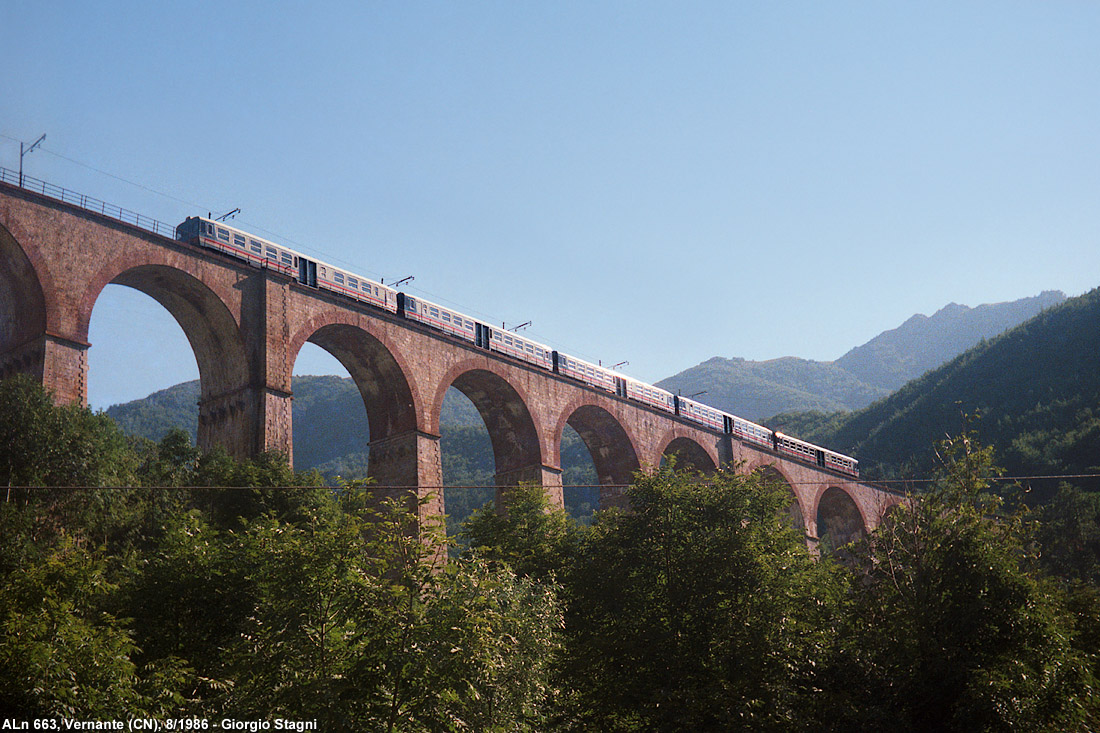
[[298, 258, 317, 287], [476, 323, 493, 350]]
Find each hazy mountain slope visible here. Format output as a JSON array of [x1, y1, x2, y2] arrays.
[[108, 375, 485, 467], [108, 373, 600, 525], [107, 379, 200, 442], [656, 356, 889, 423], [772, 288, 1100, 487], [835, 290, 1066, 391], [658, 291, 1066, 421]]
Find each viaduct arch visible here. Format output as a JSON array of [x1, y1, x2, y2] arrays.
[[0, 178, 902, 540]]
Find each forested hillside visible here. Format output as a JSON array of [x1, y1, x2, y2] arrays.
[[658, 291, 1064, 420], [108, 375, 600, 525], [835, 289, 1065, 391], [4, 374, 1099, 727], [657, 355, 888, 421], [769, 287, 1100, 491]]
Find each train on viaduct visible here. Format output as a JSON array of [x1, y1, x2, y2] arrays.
[[0, 170, 903, 546]]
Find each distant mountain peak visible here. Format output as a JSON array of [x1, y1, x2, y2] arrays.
[[658, 290, 1068, 421], [833, 290, 1067, 393], [932, 302, 969, 318]]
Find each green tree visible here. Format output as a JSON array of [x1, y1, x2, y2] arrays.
[[827, 428, 1098, 731], [0, 375, 141, 491], [216, 491, 374, 723], [0, 534, 148, 716], [1034, 483, 1100, 585], [460, 482, 579, 581], [559, 464, 842, 731]]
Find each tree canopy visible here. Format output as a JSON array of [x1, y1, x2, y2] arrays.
[[1, 376, 1098, 728]]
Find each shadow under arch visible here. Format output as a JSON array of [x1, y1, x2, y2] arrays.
[[285, 317, 424, 498], [433, 365, 543, 489], [755, 464, 806, 533], [816, 486, 868, 551], [78, 263, 252, 453], [562, 403, 640, 487], [97, 265, 250, 401], [0, 222, 48, 380], [299, 322, 419, 442], [662, 436, 718, 474]]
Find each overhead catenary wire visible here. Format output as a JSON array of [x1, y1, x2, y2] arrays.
[[8, 472, 1100, 492], [0, 133, 617, 370]]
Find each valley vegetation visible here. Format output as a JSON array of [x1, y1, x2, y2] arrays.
[[769, 286, 1100, 495], [2, 374, 1099, 729]]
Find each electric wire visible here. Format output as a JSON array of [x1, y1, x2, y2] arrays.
[[7, 472, 1100, 492], [1, 133, 619, 370]]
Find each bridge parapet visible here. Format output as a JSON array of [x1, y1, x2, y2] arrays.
[[0, 175, 901, 542]]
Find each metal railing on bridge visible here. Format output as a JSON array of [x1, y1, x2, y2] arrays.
[[0, 166, 177, 238]]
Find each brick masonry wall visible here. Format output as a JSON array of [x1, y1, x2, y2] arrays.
[[0, 181, 902, 539]]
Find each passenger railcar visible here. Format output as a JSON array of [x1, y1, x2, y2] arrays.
[[555, 352, 618, 393], [175, 215, 858, 478], [675, 395, 725, 432], [623, 376, 676, 413], [397, 293, 477, 343], [730, 415, 776, 451], [489, 327, 554, 371], [175, 216, 397, 313]]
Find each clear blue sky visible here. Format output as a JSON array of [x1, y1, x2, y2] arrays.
[[3, 2, 1099, 410]]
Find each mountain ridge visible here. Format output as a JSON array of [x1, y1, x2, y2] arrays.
[[657, 290, 1066, 421], [767, 287, 1100, 489]]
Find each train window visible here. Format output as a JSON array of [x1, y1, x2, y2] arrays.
[[320, 266, 327, 277], [205, 223, 214, 235], [348, 278, 357, 288], [504, 336, 513, 346], [493, 332, 502, 341], [250, 239, 262, 254], [526, 344, 534, 353], [335, 273, 344, 284], [442, 313, 451, 323], [429, 307, 439, 317], [281, 253, 293, 266], [217, 228, 230, 242], [266, 247, 277, 261], [234, 234, 246, 246]]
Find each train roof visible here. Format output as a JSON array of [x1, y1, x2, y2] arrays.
[[179, 216, 858, 467], [183, 215, 389, 289]]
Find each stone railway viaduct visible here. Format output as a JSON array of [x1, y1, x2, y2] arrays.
[[0, 177, 901, 545]]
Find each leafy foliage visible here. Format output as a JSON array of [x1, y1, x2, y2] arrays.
[[0, 374, 141, 489], [557, 464, 844, 731], [3, 376, 1100, 727], [1, 378, 562, 726], [776, 287, 1100, 487], [824, 427, 1099, 731]]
